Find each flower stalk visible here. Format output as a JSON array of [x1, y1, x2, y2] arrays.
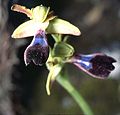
[[56, 73, 94, 115]]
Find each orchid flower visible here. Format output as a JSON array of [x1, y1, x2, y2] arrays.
[[11, 4, 116, 114], [11, 4, 80, 66], [68, 53, 116, 79]]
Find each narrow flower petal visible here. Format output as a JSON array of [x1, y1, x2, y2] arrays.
[[24, 30, 49, 66], [12, 20, 49, 38], [70, 53, 116, 79], [11, 4, 50, 22], [45, 11, 57, 22], [11, 4, 32, 18], [46, 18, 81, 36]]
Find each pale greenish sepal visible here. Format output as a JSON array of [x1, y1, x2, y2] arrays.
[[12, 20, 49, 38], [46, 18, 81, 36], [31, 5, 50, 22]]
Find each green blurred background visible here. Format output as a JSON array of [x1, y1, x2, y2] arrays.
[[0, 0, 120, 115]]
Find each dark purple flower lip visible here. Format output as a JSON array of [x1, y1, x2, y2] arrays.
[[69, 53, 116, 79], [24, 30, 49, 66]]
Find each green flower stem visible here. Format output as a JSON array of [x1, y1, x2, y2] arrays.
[[56, 74, 94, 115], [51, 34, 62, 42]]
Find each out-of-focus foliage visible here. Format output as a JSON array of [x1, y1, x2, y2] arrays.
[[0, 0, 21, 115]]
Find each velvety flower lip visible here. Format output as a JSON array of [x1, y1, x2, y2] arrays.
[[24, 30, 49, 66], [70, 53, 116, 79]]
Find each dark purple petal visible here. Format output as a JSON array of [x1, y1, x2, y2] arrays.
[[70, 53, 116, 79], [24, 30, 49, 66]]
